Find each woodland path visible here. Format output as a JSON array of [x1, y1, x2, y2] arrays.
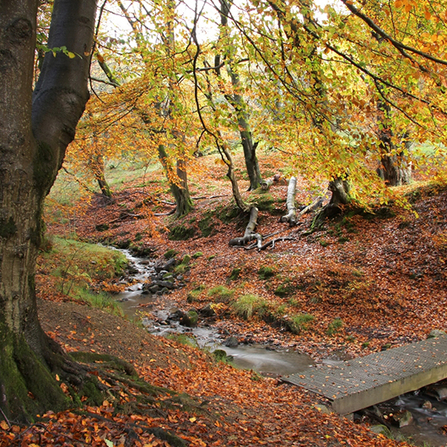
[[285, 335, 447, 414]]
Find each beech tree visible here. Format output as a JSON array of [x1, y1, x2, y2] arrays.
[[0, 0, 97, 421]]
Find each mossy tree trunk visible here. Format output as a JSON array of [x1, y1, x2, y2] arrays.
[[218, 0, 263, 191], [158, 146, 193, 217], [311, 177, 351, 229], [0, 0, 97, 422]]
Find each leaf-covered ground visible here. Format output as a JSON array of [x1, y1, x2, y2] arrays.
[[3, 152, 446, 446], [1, 297, 410, 446]]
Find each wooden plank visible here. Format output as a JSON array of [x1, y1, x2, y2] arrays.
[[285, 335, 447, 414]]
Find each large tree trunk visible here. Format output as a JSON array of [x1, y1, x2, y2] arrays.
[[377, 129, 412, 186], [0, 0, 97, 422]]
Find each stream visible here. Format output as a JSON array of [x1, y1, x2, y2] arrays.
[[113, 248, 447, 446], [114, 249, 314, 376]]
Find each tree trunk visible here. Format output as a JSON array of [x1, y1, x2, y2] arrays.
[[0, 0, 97, 422], [158, 146, 193, 217], [230, 80, 262, 191], [219, 0, 262, 191], [310, 177, 350, 230], [377, 129, 412, 186], [90, 145, 112, 198]]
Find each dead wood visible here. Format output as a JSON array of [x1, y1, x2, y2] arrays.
[[246, 236, 296, 250], [229, 206, 262, 248], [280, 177, 298, 225], [298, 196, 324, 217]]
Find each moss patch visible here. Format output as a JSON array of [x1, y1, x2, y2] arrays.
[[208, 285, 234, 303], [258, 266, 275, 280], [168, 225, 196, 241], [198, 214, 215, 237]]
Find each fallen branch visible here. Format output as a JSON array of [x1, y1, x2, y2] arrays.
[[191, 194, 227, 200], [154, 208, 176, 216], [280, 177, 297, 225], [260, 236, 296, 250], [229, 206, 262, 249], [298, 196, 324, 217]]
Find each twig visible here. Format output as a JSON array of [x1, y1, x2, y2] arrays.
[[190, 194, 227, 200], [0, 407, 11, 429], [154, 209, 176, 216]]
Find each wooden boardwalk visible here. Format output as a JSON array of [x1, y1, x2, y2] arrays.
[[285, 335, 447, 415]]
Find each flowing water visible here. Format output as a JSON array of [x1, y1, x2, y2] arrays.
[[113, 248, 447, 445], [376, 390, 447, 446]]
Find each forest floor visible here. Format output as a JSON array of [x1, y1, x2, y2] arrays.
[[3, 152, 447, 446]]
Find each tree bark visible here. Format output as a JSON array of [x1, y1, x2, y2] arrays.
[[377, 128, 412, 186], [218, 0, 263, 191], [280, 177, 297, 225], [0, 0, 97, 422], [157, 146, 193, 217], [229, 206, 262, 247]]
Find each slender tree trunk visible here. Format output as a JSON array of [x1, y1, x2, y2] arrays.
[[89, 136, 112, 197], [373, 31, 411, 187], [229, 74, 262, 191], [0, 0, 97, 422], [94, 159, 112, 197], [218, 0, 262, 191]]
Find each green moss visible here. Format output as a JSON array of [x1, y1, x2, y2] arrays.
[[95, 224, 110, 232], [192, 252, 203, 259], [258, 266, 275, 280], [274, 282, 295, 297], [228, 268, 242, 281], [174, 254, 191, 274], [198, 214, 215, 237], [69, 352, 137, 377], [187, 284, 206, 303], [212, 349, 233, 364], [80, 377, 105, 406], [166, 334, 199, 348], [168, 224, 196, 241], [288, 313, 315, 334], [327, 318, 343, 336], [164, 249, 179, 259], [0, 217, 17, 238], [0, 320, 69, 422], [249, 193, 276, 212], [219, 205, 241, 223], [232, 294, 268, 320], [208, 285, 234, 303]]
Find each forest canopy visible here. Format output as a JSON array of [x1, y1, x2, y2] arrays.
[[64, 0, 447, 213]]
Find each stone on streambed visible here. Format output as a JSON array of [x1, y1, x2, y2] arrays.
[[393, 410, 414, 428], [152, 279, 176, 289], [224, 336, 239, 348], [166, 308, 199, 328], [180, 310, 198, 328], [155, 257, 177, 273], [199, 303, 216, 318]]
